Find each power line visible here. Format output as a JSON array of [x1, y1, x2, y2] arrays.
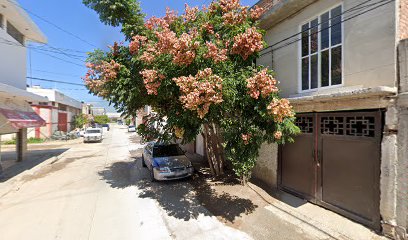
[[31, 69, 83, 78], [33, 45, 90, 54], [34, 43, 88, 62], [31, 47, 87, 59], [0, 36, 89, 62], [27, 77, 85, 86], [6, 0, 98, 48], [260, 0, 394, 57], [0, 37, 87, 66], [36, 87, 88, 91], [31, 48, 86, 67]]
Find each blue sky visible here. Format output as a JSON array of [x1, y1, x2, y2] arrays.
[[19, 0, 258, 112]]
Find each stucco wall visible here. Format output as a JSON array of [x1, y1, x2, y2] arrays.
[[252, 143, 279, 189], [396, 108, 408, 238], [51, 108, 58, 133], [0, 28, 26, 90], [27, 107, 52, 138], [400, 0, 408, 40], [195, 134, 205, 156], [258, 0, 396, 98]]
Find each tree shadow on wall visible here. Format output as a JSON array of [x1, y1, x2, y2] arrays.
[[98, 157, 258, 222]]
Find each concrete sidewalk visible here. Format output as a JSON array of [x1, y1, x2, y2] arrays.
[[0, 139, 80, 198], [183, 151, 386, 240], [244, 183, 387, 240]]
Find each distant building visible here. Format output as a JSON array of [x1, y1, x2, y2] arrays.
[[106, 112, 121, 120], [82, 103, 93, 115], [27, 87, 82, 137], [0, 0, 47, 163], [91, 107, 106, 116]]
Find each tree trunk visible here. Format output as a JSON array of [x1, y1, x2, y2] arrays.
[[203, 123, 224, 176], [212, 123, 224, 174]]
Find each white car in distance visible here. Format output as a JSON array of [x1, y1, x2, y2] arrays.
[[128, 125, 136, 132], [83, 128, 103, 143]]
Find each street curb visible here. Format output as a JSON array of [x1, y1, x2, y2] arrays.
[[0, 148, 71, 198]]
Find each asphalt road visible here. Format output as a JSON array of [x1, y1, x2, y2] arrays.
[[0, 125, 251, 240]]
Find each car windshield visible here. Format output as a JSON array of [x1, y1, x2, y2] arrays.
[[102, 124, 109, 127], [153, 145, 184, 158], [129, 126, 135, 128], [86, 129, 101, 134]]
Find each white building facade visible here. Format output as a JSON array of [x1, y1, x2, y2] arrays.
[[0, 0, 47, 164]]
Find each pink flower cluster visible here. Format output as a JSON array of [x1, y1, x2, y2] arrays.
[[84, 60, 120, 82], [202, 22, 214, 34], [140, 43, 158, 64], [155, 29, 178, 54], [241, 133, 252, 145], [267, 98, 294, 123], [129, 35, 147, 55], [222, 7, 248, 25], [274, 131, 282, 140], [232, 27, 264, 60], [164, 7, 178, 25], [204, 42, 228, 63], [183, 4, 199, 22], [250, 6, 265, 20], [83, 60, 120, 97], [246, 69, 278, 99], [144, 16, 169, 30], [173, 68, 223, 118], [136, 24, 199, 66], [101, 60, 121, 80], [172, 33, 200, 66], [109, 42, 120, 56], [219, 0, 240, 13], [140, 69, 165, 95]]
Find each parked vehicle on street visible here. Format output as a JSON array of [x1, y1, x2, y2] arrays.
[[142, 142, 194, 181], [128, 125, 136, 132], [79, 128, 86, 137], [117, 120, 123, 125], [102, 124, 110, 132], [83, 128, 103, 143]]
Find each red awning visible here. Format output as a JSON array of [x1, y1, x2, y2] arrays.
[[0, 108, 45, 129]]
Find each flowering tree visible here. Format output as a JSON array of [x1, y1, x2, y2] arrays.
[[83, 0, 299, 183]]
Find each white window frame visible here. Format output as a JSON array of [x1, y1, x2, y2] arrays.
[[298, 4, 344, 93]]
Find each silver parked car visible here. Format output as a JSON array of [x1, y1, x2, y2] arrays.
[[83, 128, 103, 143], [142, 142, 194, 181]]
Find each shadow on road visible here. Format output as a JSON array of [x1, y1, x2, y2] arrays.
[[0, 148, 69, 182], [98, 157, 258, 223]]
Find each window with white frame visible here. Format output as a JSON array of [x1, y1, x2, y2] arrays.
[[300, 5, 343, 91]]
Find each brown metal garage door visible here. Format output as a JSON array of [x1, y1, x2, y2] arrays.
[[279, 111, 382, 230], [58, 112, 68, 132]]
